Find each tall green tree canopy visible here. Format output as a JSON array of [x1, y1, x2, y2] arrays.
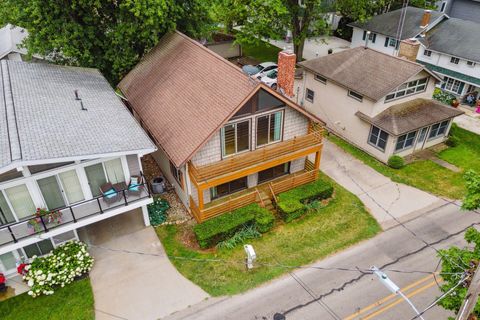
[[0, 0, 213, 84]]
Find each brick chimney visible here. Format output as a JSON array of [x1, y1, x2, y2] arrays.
[[398, 38, 420, 62], [277, 49, 296, 97], [420, 9, 431, 28]]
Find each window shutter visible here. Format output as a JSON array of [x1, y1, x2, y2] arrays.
[[372, 33, 377, 43], [362, 30, 366, 40], [384, 37, 389, 47]]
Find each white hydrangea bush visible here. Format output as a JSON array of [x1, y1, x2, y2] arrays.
[[24, 241, 94, 298]]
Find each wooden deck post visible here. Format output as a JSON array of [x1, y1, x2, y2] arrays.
[[197, 186, 204, 210], [314, 151, 321, 170]]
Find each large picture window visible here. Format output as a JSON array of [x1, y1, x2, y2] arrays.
[[368, 126, 388, 151], [385, 78, 428, 102], [258, 163, 290, 184], [395, 131, 417, 151], [442, 77, 464, 95], [256, 111, 283, 147], [221, 119, 250, 157], [429, 120, 449, 139], [210, 177, 248, 200]]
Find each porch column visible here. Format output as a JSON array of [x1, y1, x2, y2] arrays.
[[314, 151, 321, 170], [197, 186, 204, 210], [141, 205, 150, 227]]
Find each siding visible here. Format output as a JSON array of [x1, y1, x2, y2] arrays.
[[126, 154, 141, 176]]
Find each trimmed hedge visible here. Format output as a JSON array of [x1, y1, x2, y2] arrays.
[[277, 179, 334, 222], [193, 203, 275, 248], [387, 155, 405, 169]]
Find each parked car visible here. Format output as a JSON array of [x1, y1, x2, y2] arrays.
[[242, 62, 277, 79], [260, 68, 278, 89]]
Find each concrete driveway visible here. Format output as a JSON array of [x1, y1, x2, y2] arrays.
[[269, 36, 351, 60], [85, 214, 208, 320], [320, 139, 448, 228]]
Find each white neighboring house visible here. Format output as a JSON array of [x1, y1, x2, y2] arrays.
[[296, 47, 463, 163], [0, 24, 29, 61], [0, 60, 156, 277], [349, 7, 480, 102]]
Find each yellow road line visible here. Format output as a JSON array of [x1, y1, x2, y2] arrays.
[[360, 280, 438, 320], [344, 274, 436, 320]]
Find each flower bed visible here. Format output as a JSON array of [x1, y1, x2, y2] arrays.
[[24, 241, 94, 298]]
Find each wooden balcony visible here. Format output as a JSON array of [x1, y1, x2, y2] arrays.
[[189, 131, 323, 188], [190, 169, 319, 222]]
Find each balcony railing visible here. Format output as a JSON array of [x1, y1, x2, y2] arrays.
[[189, 131, 323, 183], [0, 182, 151, 248]]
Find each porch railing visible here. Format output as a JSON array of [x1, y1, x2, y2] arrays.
[[0, 182, 151, 248], [189, 131, 322, 183]]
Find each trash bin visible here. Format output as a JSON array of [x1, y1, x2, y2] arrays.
[[151, 177, 165, 194]]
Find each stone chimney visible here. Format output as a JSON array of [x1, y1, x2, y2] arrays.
[[277, 49, 296, 97], [420, 9, 431, 28], [398, 38, 420, 62]]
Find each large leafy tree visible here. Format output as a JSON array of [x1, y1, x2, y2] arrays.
[[0, 0, 212, 84], [212, 0, 332, 61]]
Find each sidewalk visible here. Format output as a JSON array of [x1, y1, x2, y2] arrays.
[[454, 107, 480, 135], [320, 139, 448, 229]]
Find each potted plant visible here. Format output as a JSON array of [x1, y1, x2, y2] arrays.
[[27, 208, 63, 233], [451, 99, 460, 108]]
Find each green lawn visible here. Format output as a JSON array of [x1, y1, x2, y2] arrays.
[[156, 173, 380, 296], [327, 124, 480, 200], [242, 40, 281, 63], [0, 278, 94, 320]]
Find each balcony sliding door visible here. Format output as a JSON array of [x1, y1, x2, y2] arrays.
[[256, 111, 283, 147], [59, 170, 84, 204], [0, 192, 15, 225], [221, 120, 250, 157], [85, 163, 107, 197], [4, 184, 36, 219], [104, 159, 125, 184], [37, 176, 66, 210]]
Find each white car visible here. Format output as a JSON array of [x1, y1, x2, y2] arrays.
[[242, 62, 277, 79], [260, 69, 278, 89]]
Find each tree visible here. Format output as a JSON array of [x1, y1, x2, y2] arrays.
[[212, 0, 332, 61], [462, 170, 480, 211], [0, 0, 213, 84]]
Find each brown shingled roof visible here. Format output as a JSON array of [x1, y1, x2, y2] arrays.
[[355, 98, 463, 135], [118, 31, 258, 167], [299, 47, 440, 101]]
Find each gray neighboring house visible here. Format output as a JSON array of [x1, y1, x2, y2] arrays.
[[0, 60, 156, 277], [436, 0, 480, 23], [0, 24, 29, 61]]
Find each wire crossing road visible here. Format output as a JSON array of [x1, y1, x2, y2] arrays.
[[165, 202, 478, 320]]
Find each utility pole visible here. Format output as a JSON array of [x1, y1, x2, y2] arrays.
[[456, 261, 480, 320]]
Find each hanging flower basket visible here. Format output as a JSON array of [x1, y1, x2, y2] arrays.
[[27, 208, 63, 233]]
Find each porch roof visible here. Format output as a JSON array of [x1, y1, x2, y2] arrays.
[[356, 98, 464, 136]]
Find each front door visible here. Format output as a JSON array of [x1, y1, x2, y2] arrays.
[[414, 127, 429, 151], [0, 250, 21, 276]]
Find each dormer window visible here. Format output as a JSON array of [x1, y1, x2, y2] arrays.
[[450, 57, 460, 64], [467, 61, 476, 67], [423, 50, 432, 57]]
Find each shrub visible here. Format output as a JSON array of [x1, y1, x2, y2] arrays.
[[24, 241, 94, 298], [148, 197, 170, 226], [216, 225, 261, 250], [253, 206, 275, 233], [446, 135, 459, 147], [433, 87, 456, 106], [388, 155, 405, 169], [277, 179, 334, 222]]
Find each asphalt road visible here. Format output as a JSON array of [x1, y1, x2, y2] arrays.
[[165, 202, 479, 320]]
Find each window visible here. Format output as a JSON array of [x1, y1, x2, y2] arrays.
[[442, 77, 464, 94], [388, 38, 397, 47], [467, 61, 476, 67], [84, 163, 107, 197], [368, 32, 376, 43], [428, 120, 449, 139], [233, 89, 284, 118], [256, 111, 283, 147], [306, 88, 314, 102], [104, 159, 125, 184], [0, 192, 15, 225], [368, 126, 388, 151], [4, 184, 36, 219], [348, 90, 363, 102], [258, 163, 290, 183], [440, 2, 446, 12], [362, 30, 367, 40], [210, 177, 248, 199], [221, 119, 250, 156], [23, 240, 54, 258], [169, 161, 184, 187], [314, 74, 327, 84], [395, 131, 417, 151], [450, 57, 460, 64], [423, 49, 432, 57], [385, 78, 428, 102]]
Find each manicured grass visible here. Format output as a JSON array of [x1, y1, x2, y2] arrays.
[[156, 173, 380, 296], [327, 132, 466, 199], [242, 40, 281, 63], [438, 125, 480, 172], [0, 278, 94, 320]]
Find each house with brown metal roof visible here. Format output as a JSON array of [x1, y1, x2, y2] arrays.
[[118, 31, 324, 222], [296, 47, 463, 163]]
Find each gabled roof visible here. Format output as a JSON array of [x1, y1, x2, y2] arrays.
[[118, 31, 322, 168], [349, 7, 445, 39], [356, 98, 463, 135], [419, 17, 480, 63], [299, 47, 439, 101], [0, 60, 156, 174], [0, 24, 28, 59]]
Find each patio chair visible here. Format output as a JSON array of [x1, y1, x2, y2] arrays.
[[99, 182, 120, 204], [127, 175, 145, 197]]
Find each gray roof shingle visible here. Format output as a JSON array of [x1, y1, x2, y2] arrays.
[[349, 7, 444, 39], [419, 18, 480, 63], [356, 98, 463, 135], [0, 60, 156, 172]]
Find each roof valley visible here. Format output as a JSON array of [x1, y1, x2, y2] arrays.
[[1, 60, 22, 164]]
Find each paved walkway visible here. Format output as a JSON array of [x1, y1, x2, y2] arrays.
[[268, 36, 351, 60], [89, 226, 209, 320], [454, 113, 480, 135], [320, 139, 448, 229]]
